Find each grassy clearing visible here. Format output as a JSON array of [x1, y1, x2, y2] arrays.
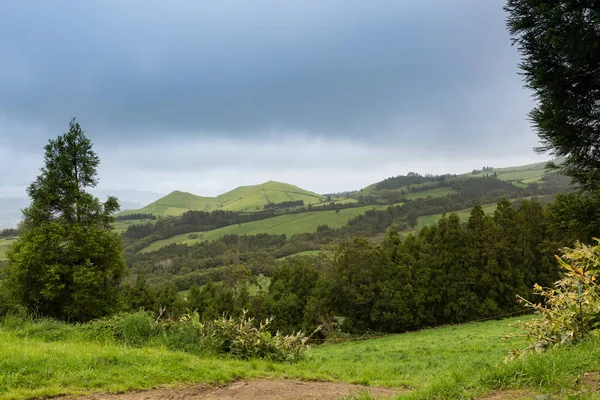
[[140, 205, 393, 253], [0, 237, 15, 261], [3, 315, 600, 399]]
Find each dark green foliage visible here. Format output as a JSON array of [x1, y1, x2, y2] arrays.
[[546, 192, 600, 246], [263, 200, 304, 210], [0, 228, 19, 238], [2, 120, 126, 321], [115, 213, 156, 221], [375, 172, 455, 190], [505, 1, 600, 191]]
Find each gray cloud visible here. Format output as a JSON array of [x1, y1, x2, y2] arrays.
[[0, 0, 543, 196]]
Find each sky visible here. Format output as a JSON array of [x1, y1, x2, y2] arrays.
[[0, 0, 544, 200]]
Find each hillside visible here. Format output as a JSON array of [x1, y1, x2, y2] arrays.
[[4, 315, 600, 399], [139, 204, 393, 253], [121, 181, 325, 217]]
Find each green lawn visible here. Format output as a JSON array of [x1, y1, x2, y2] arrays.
[[140, 205, 394, 253], [3, 315, 600, 399]]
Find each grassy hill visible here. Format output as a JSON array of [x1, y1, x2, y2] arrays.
[[140, 204, 393, 253], [4, 314, 600, 399], [120, 181, 325, 217]]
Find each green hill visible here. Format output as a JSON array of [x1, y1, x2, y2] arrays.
[[216, 181, 324, 211], [120, 181, 324, 217]]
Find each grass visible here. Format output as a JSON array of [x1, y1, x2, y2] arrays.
[[140, 205, 394, 253], [3, 315, 600, 399], [467, 162, 548, 183], [0, 238, 15, 261], [113, 218, 156, 234], [409, 203, 498, 232]]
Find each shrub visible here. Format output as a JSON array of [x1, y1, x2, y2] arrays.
[[507, 240, 600, 357], [82, 311, 157, 345], [192, 310, 315, 361]]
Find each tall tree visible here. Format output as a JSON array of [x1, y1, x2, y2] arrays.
[[3, 119, 126, 321], [505, 1, 600, 190]]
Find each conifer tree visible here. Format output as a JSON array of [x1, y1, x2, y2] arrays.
[[4, 119, 126, 321]]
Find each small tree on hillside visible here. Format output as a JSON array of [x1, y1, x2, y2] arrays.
[[3, 119, 126, 321]]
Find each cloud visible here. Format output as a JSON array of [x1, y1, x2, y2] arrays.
[[0, 0, 543, 196]]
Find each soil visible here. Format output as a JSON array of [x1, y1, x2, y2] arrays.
[[75, 379, 401, 400]]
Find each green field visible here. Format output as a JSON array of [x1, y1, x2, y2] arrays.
[[402, 186, 456, 200], [467, 162, 548, 183], [140, 205, 393, 253], [412, 203, 498, 231], [3, 315, 600, 399], [0, 238, 15, 261], [113, 218, 156, 233], [121, 181, 325, 217]]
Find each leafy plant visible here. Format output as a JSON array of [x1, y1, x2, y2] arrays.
[[196, 310, 316, 361], [507, 240, 600, 357]]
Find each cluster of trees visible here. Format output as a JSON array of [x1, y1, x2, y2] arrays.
[[264, 200, 304, 210], [119, 199, 558, 335], [0, 228, 19, 238], [115, 213, 156, 221], [375, 172, 456, 191]]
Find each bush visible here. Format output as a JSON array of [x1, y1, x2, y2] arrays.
[[507, 240, 600, 357], [192, 310, 314, 362], [82, 311, 157, 345]]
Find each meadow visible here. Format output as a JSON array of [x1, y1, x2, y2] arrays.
[[139, 205, 394, 253], [2, 315, 600, 400]]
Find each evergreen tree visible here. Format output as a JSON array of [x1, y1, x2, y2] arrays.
[[505, 1, 600, 190], [3, 120, 126, 321]]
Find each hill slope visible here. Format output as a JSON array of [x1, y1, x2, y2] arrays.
[[121, 181, 324, 217]]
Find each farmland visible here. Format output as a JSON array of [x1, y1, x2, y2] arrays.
[[139, 205, 394, 253]]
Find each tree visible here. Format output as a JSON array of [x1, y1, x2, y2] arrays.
[[3, 119, 126, 321], [505, 1, 600, 191]]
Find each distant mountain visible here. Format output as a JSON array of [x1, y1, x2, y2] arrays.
[[0, 189, 164, 229], [121, 181, 325, 217]]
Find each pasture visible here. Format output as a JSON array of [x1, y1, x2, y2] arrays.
[[139, 205, 393, 253], [2, 315, 599, 399]]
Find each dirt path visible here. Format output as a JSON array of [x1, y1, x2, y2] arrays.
[[79, 379, 401, 400]]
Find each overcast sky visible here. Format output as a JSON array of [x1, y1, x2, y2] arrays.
[[0, 0, 544, 198]]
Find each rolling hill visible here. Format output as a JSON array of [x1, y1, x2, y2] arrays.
[[121, 181, 325, 217]]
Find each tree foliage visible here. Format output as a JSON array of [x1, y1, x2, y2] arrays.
[[3, 119, 126, 321], [508, 240, 600, 357], [505, 1, 600, 190]]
